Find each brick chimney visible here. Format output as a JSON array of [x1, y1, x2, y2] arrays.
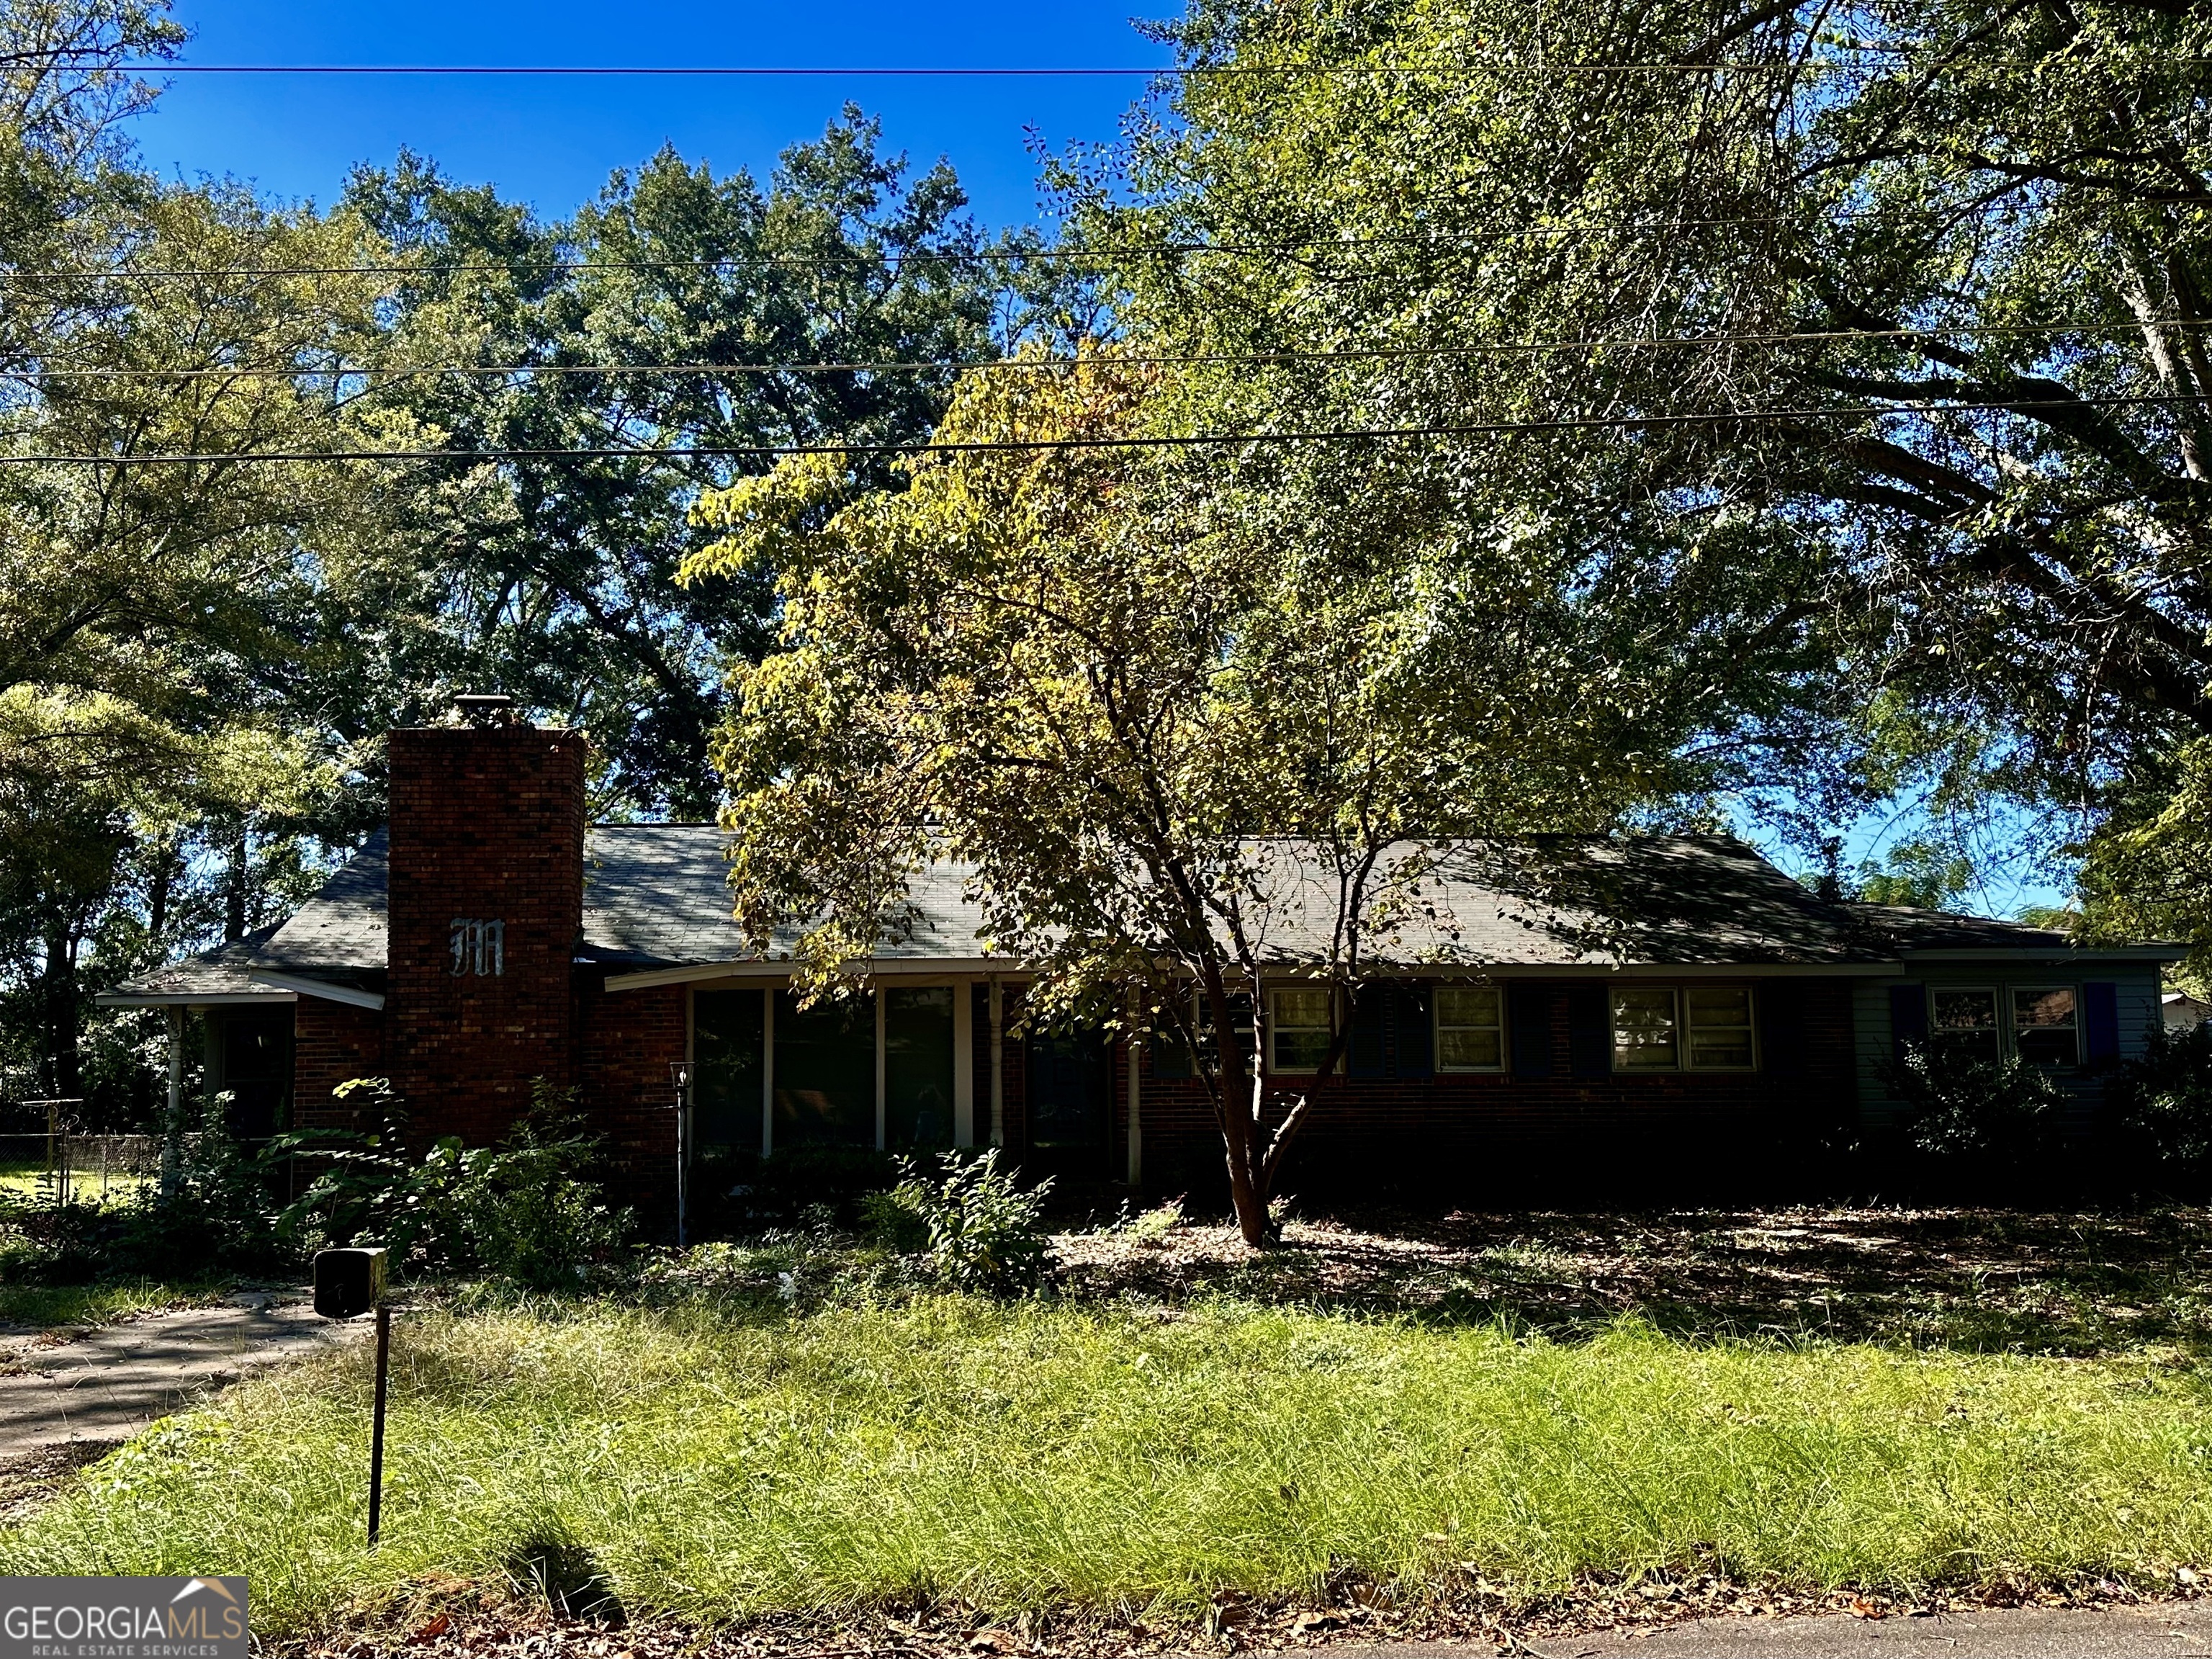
[[386, 708, 588, 1143]]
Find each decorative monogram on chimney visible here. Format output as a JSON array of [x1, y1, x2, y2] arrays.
[[449, 917, 505, 976]]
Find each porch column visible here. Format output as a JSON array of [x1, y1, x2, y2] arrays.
[[988, 976, 1004, 1148], [953, 980, 975, 1146], [161, 1005, 184, 1197]]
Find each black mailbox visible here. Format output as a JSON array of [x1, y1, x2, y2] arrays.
[[313, 1246, 389, 1318]]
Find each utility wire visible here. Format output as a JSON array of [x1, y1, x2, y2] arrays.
[[0, 394, 2193, 467], [6, 323, 2201, 381], [0, 220, 1848, 284]]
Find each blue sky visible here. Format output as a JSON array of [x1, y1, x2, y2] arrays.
[[128, 0, 1171, 230]]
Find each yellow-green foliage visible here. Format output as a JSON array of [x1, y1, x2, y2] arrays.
[[7, 1298, 2211, 1634]]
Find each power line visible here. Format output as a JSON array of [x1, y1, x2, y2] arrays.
[[0, 394, 2192, 467], [7, 323, 2197, 382], [0, 220, 1837, 286]]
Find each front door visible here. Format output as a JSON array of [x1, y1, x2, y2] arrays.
[[1025, 1026, 1110, 1181]]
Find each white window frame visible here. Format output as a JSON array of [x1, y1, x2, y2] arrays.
[[2009, 984, 2082, 1069], [1610, 986, 1682, 1073], [1928, 985, 2004, 1064], [1609, 985, 1763, 1074], [1434, 983, 1507, 1073], [1683, 984, 1758, 1072], [1266, 984, 1334, 1075]]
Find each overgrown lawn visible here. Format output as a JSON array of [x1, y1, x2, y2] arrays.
[[4, 1295, 2209, 1635]]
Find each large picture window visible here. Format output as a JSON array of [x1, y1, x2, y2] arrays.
[[1436, 985, 1505, 1071]]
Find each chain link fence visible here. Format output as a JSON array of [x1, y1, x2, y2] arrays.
[[0, 1130, 168, 1204]]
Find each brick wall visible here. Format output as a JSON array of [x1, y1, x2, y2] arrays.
[[292, 1000, 387, 1128], [1102, 977, 1858, 1202], [577, 977, 685, 1214], [385, 724, 588, 1144]]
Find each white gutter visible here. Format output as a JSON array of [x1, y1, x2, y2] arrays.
[[246, 970, 386, 1010]]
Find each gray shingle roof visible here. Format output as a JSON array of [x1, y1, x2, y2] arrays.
[[101, 826, 2175, 1003], [95, 925, 293, 1004]]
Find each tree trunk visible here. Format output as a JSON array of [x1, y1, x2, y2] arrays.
[[223, 831, 248, 943], [40, 914, 81, 1100]]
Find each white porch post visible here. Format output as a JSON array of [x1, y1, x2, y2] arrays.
[[953, 980, 975, 1147], [161, 1004, 184, 1197], [988, 976, 1004, 1148]]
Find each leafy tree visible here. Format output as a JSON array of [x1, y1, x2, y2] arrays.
[[1061, 0, 2212, 920], [685, 352, 1676, 1244], [1853, 839, 1975, 911], [345, 114, 1010, 818]]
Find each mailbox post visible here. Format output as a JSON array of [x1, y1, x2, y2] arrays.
[[313, 1246, 390, 1546], [668, 1060, 693, 1249]]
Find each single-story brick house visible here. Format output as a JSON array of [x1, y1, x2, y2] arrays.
[[99, 719, 2180, 1210]]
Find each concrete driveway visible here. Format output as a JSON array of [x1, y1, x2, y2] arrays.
[[0, 1290, 354, 1462]]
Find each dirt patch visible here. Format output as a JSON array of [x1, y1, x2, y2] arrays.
[[284, 1575, 2208, 1659], [1051, 1205, 2212, 1355], [0, 1437, 114, 1524]]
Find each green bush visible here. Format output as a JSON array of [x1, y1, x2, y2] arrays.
[[446, 1083, 629, 1290], [1889, 1043, 2067, 1173], [271, 1079, 464, 1267], [118, 1096, 285, 1272], [274, 1078, 627, 1289], [742, 1145, 900, 1230], [2105, 1022, 2212, 1193], [883, 1148, 1053, 1296]]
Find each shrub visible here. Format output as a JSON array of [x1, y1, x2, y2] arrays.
[[743, 1145, 899, 1229], [447, 1082, 629, 1290], [883, 1148, 1053, 1296], [2105, 1022, 2212, 1194], [270, 1079, 467, 1267], [1889, 1043, 2067, 1174], [119, 1094, 285, 1273], [274, 1078, 626, 1288]]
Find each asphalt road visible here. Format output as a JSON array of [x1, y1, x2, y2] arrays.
[[1334, 1604, 2212, 1659]]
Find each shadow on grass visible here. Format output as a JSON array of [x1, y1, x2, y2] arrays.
[[1051, 1205, 2212, 1357]]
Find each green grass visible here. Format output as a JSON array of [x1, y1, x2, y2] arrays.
[[0, 1277, 230, 1331], [5, 1295, 2211, 1635]]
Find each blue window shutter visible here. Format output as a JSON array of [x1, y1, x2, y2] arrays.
[[1395, 984, 1433, 1079], [1758, 979, 1807, 1076], [1566, 984, 1609, 1078], [1509, 983, 1552, 1078], [1349, 986, 1388, 1078], [2084, 981, 2121, 1066], [1889, 984, 1927, 1066]]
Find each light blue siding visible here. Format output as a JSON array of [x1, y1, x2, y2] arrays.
[[1853, 963, 2167, 1133]]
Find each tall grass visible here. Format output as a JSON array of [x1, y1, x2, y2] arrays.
[[5, 1297, 2210, 1634]]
